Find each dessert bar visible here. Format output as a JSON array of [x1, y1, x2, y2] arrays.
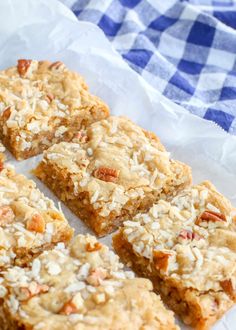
[[0, 234, 179, 330], [0, 60, 109, 159], [0, 164, 73, 269], [113, 181, 236, 329], [34, 116, 191, 236]]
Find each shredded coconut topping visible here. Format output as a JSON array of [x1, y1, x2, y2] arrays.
[[0, 165, 72, 269], [0, 60, 109, 158], [39, 116, 191, 218], [121, 181, 236, 292], [0, 235, 176, 330]]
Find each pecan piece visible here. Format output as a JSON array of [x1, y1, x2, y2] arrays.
[[19, 287, 31, 301], [86, 242, 102, 252], [60, 293, 83, 315], [60, 300, 78, 315], [45, 93, 54, 103], [19, 282, 49, 301], [0, 206, 15, 226], [178, 229, 201, 241], [93, 167, 120, 183], [17, 59, 32, 76], [153, 251, 172, 272], [28, 282, 49, 295], [220, 279, 235, 299], [49, 61, 64, 70], [87, 267, 107, 286], [196, 210, 226, 225], [26, 214, 45, 233], [1, 106, 11, 120], [75, 131, 88, 143]]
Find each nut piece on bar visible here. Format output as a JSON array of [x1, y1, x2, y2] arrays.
[[113, 181, 236, 330], [0, 164, 73, 269], [34, 116, 191, 236], [0, 59, 109, 160], [0, 234, 179, 330]]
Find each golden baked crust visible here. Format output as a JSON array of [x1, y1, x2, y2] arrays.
[[113, 181, 236, 330], [0, 140, 6, 163], [34, 116, 191, 236], [0, 164, 73, 269], [0, 60, 109, 160], [0, 234, 179, 330]]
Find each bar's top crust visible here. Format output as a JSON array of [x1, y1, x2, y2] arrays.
[[0, 165, 73, 268], [120, 181, 236, 296], [0, 234, 179, 330], [0, 140, 6, 162], [0, 59, 108, 151], [37, 116, 189, 218]]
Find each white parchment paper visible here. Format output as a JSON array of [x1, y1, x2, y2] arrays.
[[1, 0, 236, 328]]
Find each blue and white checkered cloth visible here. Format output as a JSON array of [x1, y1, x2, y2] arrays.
[[62, 0, 236, 134]]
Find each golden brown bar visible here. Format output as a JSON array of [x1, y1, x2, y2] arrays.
[[0, 59, 109, 160], [0, 163, 73, 269], [0, 234, 179, 330], [34, 116, 191, 236], [113, 181, 236, 330]]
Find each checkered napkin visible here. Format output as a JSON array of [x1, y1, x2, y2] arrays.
[[62, 0, 236, 134]]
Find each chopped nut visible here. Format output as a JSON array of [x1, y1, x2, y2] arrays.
[[19, 287, 31, 301], [178, 229, 202, 241], [153, 251, 172, 272], [1, 106, 11, 120], [75, 131, 88, 143], [0, 205, 15, 226], [17, 59, 32, 76], [93, 167, 120, 183], [196, 210, 226, 225], [220, 279, 235, 299], [86, 242, 102, 252], [60, 299, 79, 315], [87, 267, 107, 286], [26, 214, 45, 233], [19, 282, 49, 301], [29, 282, 49, 295], [45, 93, 54, 103]]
